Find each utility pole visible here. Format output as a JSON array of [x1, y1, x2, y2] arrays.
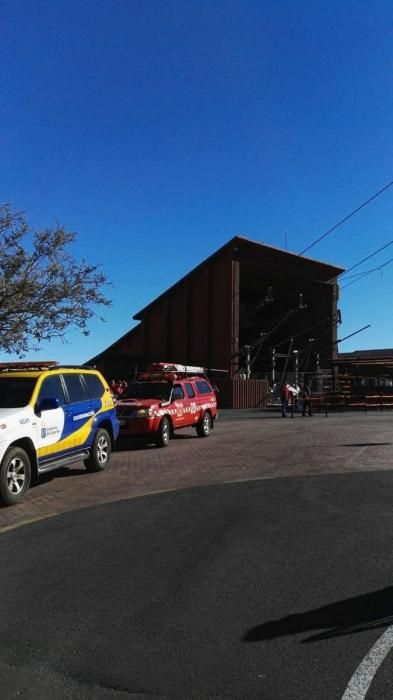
[[293, 349, 299, 388], [245, 345, 251, 379], [279, 337, 294, 387], [271, 347, 276, 385]]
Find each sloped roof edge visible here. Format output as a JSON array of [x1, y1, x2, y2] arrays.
[[133, 235, 345, 320], [85, 322, 141, 364], [337, 349, 393, 360]]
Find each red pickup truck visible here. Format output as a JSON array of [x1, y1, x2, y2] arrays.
[[115, 362, 218, 447]]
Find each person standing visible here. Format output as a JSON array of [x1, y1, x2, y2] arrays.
[[302, 383, 312, 416], [280, 383, 290, 417], [116, 380, 128, 398], [293, 383, 300, 411]]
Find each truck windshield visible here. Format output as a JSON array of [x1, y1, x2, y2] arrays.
[[0, 377, 37, 408], [124, 382, 171, 401]]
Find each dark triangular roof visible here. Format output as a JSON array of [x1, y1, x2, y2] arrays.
[[133, 235, 344, 320]]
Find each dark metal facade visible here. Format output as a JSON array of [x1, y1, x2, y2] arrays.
[[87, 236, 344, 405], [215, 378, 270, 409]]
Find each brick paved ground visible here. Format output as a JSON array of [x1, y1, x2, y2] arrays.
[[1, 410, 392, 531]]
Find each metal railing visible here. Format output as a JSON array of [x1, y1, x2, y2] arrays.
[[314, 393, 393, 416], [267, 392, 393, 417]]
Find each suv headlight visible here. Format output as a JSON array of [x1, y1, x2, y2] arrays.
[[136, 408, 153, 418]]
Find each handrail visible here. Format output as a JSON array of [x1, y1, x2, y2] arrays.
[[320, 392, 393, 415]]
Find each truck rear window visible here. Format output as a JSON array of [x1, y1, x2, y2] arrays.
[[195, 380, 213, 395], [124, 382, 171, 401]]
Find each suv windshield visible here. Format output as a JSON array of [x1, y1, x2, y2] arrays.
[[124, 382, 172, 401], [0, 377, 37, 408]]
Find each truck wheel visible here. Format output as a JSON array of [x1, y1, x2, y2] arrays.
[[0, 447, 31, 506], [196, 412, 211, 437], [85, 428, 111, 472], [156, 417, 170, 447]]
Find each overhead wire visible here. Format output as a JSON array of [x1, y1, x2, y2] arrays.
[[244, 187, 393, 363], [340, 270, 372, 281], [298, 178, 393, 257], [341, 255, 393, 289], [249, 308, 297, 368], [274, 315, 334, 350], [338, 238, 393, 280], [318, 325, 371, 354]]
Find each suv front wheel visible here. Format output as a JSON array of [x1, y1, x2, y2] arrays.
[[155, 417, 170, 448], [0, 447, 32, 506], [85, 428, 111, 472], [196, 412, 212, 437]]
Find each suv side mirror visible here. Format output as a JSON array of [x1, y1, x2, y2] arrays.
[[37, 397, 60, 413]]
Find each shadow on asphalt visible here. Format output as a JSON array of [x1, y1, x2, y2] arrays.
[[115, 432, 196, 453], [220, 415, 284, 420], [243, 585, 393, 643], [338, 442, 392, 447], [32, 467, 88, 487], [218, 410, 329, 421]]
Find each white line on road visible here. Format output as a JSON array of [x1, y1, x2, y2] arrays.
[[342, 625, 393, 699]]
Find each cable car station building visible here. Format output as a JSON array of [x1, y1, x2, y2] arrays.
[[88, 236, 344, 407]]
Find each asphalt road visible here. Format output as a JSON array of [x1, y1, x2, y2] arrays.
[[1, 409, 393, 698], [2, 467, 393, 698]]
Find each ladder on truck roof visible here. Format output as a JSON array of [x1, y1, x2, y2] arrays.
[[147, 362, 206, 375], [141, 363, 228, 380]]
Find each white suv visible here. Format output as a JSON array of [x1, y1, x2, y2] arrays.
[[0, 362, 120, 506]]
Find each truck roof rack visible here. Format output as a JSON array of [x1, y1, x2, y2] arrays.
[[136, 362, 228, 382], [146, 362, 206, 375], [146, 362, 228, 377]]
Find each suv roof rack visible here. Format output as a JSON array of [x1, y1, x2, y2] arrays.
[[0, 362, 97, 373], [47, 365, 96, 371], [0, 361, 59, 372]]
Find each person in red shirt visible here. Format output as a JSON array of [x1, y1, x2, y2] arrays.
[[116, 380, 128, 398]]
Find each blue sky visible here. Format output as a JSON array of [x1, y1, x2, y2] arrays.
[[1, 0, 392, 364]]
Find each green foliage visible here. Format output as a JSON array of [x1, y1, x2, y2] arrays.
[[0, 203, 111, 355]]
